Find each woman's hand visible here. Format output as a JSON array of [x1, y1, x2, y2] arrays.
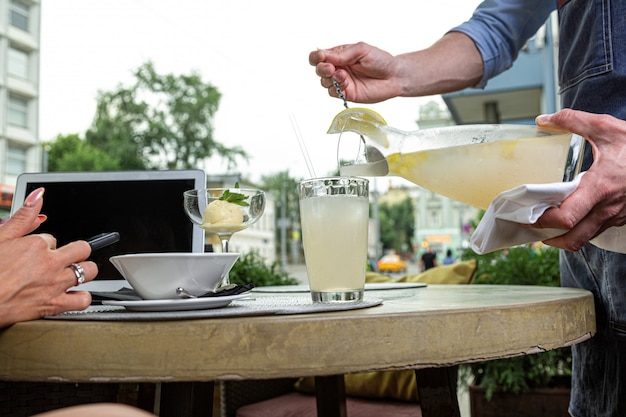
[[0, 188, 98, 327]]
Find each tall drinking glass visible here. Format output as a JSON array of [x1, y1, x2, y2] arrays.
[[298, 177, 369, 303]]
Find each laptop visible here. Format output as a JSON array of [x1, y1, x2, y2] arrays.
[[11, 170, 206, 281]]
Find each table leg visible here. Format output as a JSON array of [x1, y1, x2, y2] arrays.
[[159, 381, 214, 417], [415, 366, 460, 417], [314, 375, 347, 417]]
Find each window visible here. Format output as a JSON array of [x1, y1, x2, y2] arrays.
[[8, 47, 29, 79], [10, 0, 29, 31], [7, 147, 27, 175], [8, 95, 28, 128], [430, 210, 441, 227]]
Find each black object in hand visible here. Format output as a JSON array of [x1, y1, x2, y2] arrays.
[[87, 232, 120, 252]]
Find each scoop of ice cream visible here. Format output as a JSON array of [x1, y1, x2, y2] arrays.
[[203, 200, 244, 225]]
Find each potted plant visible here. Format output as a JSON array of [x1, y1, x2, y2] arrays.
[[228, 250, 300, 287], [461, 245, 572, 417]]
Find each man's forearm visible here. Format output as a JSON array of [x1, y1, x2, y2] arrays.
[[396, 31, 484, 97]]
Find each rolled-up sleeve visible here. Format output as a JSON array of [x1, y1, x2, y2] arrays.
[[450, 0, 556, 88]]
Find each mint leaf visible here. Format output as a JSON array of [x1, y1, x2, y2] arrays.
[[219, 183, 250, 207]]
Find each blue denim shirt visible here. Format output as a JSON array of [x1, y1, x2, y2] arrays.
[[453, 1, 626, 416], [451, 0, 555, 88]]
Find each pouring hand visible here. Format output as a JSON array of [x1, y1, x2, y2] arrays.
[[534, 109, 626, 251], [309, 42, 402, 104], [309, 33, 483, 104]]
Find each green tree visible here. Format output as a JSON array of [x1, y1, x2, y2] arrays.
[[86, 61, 247, 170], [259, 170, 303, 261], [45, 134, 120, 172], [379, 197, 415, 254]]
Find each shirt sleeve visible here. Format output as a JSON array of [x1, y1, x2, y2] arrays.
[[450, 0, 556, 88]]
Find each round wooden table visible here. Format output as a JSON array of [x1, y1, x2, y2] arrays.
[[0, 284, 595, 417]]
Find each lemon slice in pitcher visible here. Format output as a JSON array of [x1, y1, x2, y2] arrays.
[[327, 108, 390, 147]]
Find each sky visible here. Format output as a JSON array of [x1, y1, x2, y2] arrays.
[[39, 0, 482, 189]]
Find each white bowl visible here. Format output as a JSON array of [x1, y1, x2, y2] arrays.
[[109, 253, 239, 300]]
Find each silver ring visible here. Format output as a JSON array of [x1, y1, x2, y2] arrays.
[[70, 263, 86, 285]]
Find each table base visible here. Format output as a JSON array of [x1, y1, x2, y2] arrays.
[[150, 367, 460, 417]]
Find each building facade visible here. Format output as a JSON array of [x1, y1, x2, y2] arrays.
[[0, 0, 41, 218], [377, 178, 478, 263], [412, 186, 477, 260], [442, 15, 559, 124]]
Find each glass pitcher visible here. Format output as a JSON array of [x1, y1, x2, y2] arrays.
[[335, 123, 585, 210]]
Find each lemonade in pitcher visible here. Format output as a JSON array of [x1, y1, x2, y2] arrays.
[[331, 108, 585, 210]]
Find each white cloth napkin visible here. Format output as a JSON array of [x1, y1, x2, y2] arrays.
[[470, 173, 626, 254]]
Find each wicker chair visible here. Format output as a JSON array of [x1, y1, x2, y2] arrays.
[[221, 375, 424, 417], [221, 378, 299, 417]]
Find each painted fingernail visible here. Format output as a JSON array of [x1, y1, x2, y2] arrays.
[[536, 114, 554, 124], [25, 187, 45, 207], [37, 214, 48, 223]]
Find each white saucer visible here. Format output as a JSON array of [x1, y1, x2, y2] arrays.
[[102, 293, 251, 312], [253, 282, 426, 293]]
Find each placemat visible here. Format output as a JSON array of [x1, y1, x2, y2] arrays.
[[46, 296, 383, 321], [253, 283, 426, 293]]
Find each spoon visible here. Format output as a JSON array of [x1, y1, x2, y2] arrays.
[[176, 287, 197, 299], [332, 80, 389, 175], [176, 284, 239, 299]]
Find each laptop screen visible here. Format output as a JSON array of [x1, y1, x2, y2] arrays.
[[11, 170, 206, 279]]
